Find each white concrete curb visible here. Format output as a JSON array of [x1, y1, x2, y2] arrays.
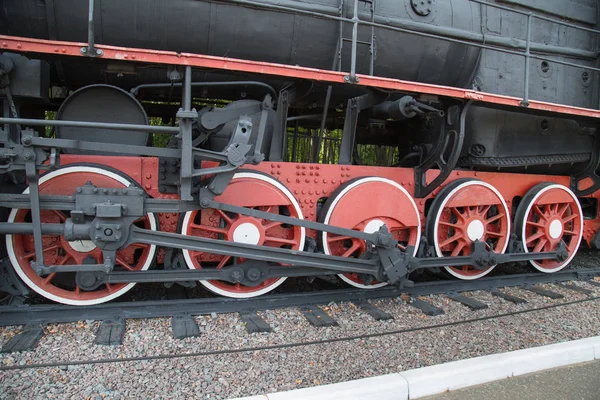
[[230, 336, 600, 400]]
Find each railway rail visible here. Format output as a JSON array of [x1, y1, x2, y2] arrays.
[[1, 266, 598, 328]]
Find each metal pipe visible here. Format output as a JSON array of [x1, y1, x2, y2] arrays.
[[183, 66, 192, 111], [348, 0, 360, 83], [87, 0, 95, 52], [338, 0, 344, 72], [286, 114, 323, 121], [0, 117, 179, 134], [0, 223, 65, 235], [370, 0, 375, 76], [130, 80, 278, 100], [521, 14, 532, 107]]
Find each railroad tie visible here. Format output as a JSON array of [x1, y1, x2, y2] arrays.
[[171, 314, 201, 339], [408, 297, 445, 316], [301, 307, 339, 327], [446, 292, 488, 310], [555, 283, 593, 295], [489, 289, 528, 304], [1, 324, 44, 353], [584, 280, 600, 288], [354, 300, 394, 321], [239, 312, 272, 333], [522, 285, 564, 299], [94, 318, 126, 346]]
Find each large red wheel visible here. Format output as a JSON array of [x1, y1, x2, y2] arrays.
[[6, 165, 158, 305], [319, 177, 421, 289], [514, 183, 583, 273], [426, 179, 510, 280], [181, 172, 305, 298]]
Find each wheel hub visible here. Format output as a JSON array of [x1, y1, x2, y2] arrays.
[[68, 239, 97, 252], [466, 219, 485, 241], [228, 218, 264, 245], [548, 219, 563, 240], [363, 219, 385, 234]]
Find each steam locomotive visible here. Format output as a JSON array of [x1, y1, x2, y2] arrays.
[[0, 0, 599, 305]]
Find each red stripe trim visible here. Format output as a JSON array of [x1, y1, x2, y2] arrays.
[[2, 34, 600, 119]]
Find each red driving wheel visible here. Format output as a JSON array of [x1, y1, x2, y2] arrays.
[[6, 165, 157, 305], [319, 177, 421, 289], [181, 171, 305, 298]]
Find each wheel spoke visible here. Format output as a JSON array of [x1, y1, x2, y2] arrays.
[[526, 220, 546, 229], [478, 205, 492, 216], [263, 221, 284, 231], [42, 272, 56, 285], [264, 236, 298, 246], [215, 209, 234, 224], [562, 214, 578, 224], [342, 241, 362, 258], [485, 230, 503, 238], [439, 234, 461, 248], [327, 235, 352, 243], [216, 255, 232, 269], [533, 205, 548, 220], [525, 231, 545, 244], [116, 257, 135, 271], [563, 230, 577, 236], [129, 243, 150, 249], [190, 223, 227, 235], [532, 238, 548, 253], [486, 213, 505, 224], [439, 221, 460, 229], [557, 203, 569, 217], [450, 241, 466, 256], [450, 207, 466, 221]]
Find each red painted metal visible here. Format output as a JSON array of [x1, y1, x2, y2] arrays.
[[319, 177, 421, 288], [180, 172, 305, 297], [9, 166, 155, 304], [432, 181, 511, 279], [2, 35, 600, 119], [520, 186, 584, 272]]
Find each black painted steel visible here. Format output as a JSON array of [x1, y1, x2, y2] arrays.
[[1, 268, 598, 327]]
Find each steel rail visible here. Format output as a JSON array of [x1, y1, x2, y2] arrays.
[[1, 35, 599, 119], [1, 266, 598, 326]]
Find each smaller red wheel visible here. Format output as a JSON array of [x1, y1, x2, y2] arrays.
[[514, 183, 583, 273], [427, 179, 510, 280], [181, 172, 305, 298], [319, 177, 421, 289]]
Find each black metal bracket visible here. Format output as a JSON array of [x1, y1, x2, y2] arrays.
[[414, 100, 472, 198], [339, 93, 378, 164], [570, 133, 600, 196]]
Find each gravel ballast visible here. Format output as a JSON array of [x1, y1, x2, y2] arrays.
[[1, 277, 599, 399]]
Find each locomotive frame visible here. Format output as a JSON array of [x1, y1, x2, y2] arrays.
[[1, 0, 600, 304]]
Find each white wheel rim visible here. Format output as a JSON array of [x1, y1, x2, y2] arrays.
[[181, 172, 305, 298], [6, 166, 157, 306], [322, 177, 421, 289], [432, 180, 510, 280]]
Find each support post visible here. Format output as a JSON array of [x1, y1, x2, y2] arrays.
[[178, 66, 194, 201], [520, 13, 532, 107], [344, 0, 360, 84], [81, 0, 103, 57]]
